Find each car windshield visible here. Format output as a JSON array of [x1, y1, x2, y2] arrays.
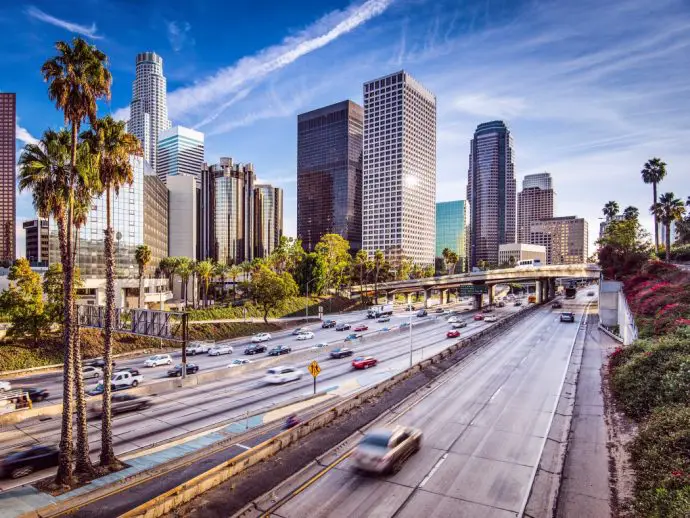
[[360, 432, 392, 449], [353, 357, 364, 361], [267, 369, 279, 375]]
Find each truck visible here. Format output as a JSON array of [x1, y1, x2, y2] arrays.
[[186, 341, 213, 355], [90, 370, 144, 395], [565, 287, 577, 299], [367, 304, 393, 319]]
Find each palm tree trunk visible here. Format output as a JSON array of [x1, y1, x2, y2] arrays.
[[653, 182, 659, 254], [666, 224, 672, 262], [138, 271, 144, 308]]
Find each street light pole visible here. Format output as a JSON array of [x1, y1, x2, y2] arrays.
[[408, 303, 413, 367]]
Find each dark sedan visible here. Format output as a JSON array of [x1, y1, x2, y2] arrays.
[[321, 320, 336, 329], [244, 344, 267, 355], [21, 388, 50, 403], [90, 394, 153, 418], [552, 301, 563, 309], [86, 358, 116, 369], [167, 363, 199, 377], [0, 445, 59, 479], [335, 323, 351, 331], [330, 347, 354, 359], [267, 345, 292, 356]]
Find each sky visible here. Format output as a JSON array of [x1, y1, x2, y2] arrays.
[[4, 0, 690, 257]]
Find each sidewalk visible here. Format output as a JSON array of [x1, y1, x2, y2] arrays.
[[556, 319, 615, 517]]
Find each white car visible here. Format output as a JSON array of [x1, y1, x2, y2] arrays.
[[252, 333, 272, 343], [312, 342, 328, 349], [296, 331, 315, 341], [485, 315, 498, 323], [228, 359, 251, 368], [263, 366, 303, 384], [82, 366, 103, 379], [208, 344, 234, 356], [0, 380, 11, 391], [144, 354, 173, 367], [447, 316, 459, 323]]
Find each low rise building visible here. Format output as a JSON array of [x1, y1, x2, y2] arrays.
[[498, 243, 546, 265]]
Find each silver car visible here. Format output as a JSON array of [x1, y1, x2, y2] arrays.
[[352, 426, 422, 474], [208, 344, 233, 356]]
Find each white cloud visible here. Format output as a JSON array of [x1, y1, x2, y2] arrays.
[[166, 20, 195, 52], [453, 93, 527, 119], [16, 125, 38, 146], [25, 6, 103, 39], [111, 106, 130, 122]]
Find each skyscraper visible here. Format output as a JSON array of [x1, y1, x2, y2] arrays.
[[254, 184, 283, 258], [23, 219, 49, 266], [518, 172, 555, 244], [435, 201, 467, 272], [0, 93, 16, 262], [362, 71, 436, 266], [466, 120, 516, 267], [128, 52, 171, 172], [157, 126, 204, 184], [297, 100, 363, 252], [143, 168, 169, 273], [530, 216, 589, 265]]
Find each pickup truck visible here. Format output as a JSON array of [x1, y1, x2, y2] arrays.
[[186, 341, 213, 355], [90, 371, 144, 395]]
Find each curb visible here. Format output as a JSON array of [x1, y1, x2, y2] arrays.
[[597, 323, 623, 344]]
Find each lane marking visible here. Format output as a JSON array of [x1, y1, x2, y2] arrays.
[[489, 387, 502, 401], [419, 453, 448, 487], [236, 443, 251, 450]]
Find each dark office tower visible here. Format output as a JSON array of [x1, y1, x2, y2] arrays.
[[0, 93, 15, 262], [518, 172, 555, 244], [24, 219, 49, 266], [297, 100, 363, 252], [466, 120, 516, 268]]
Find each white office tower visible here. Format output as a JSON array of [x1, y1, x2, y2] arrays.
[[128, 52, 171, 173], [362, 71, 437, 267], [157, 126, 204, 184]]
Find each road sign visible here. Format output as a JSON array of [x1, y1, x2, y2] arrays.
[[308, 360, 321, 378], [459, 285, 488, 296]]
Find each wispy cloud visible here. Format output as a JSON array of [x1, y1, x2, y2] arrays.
[[16, 124, 38, 146], [166, 20, 195, 52], [453, 93, 527, 119], [25, 6, 103, 39]]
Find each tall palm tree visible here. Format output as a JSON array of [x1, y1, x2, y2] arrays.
[[641, 157, 668, 254], [177, 258, 193, 309], [81, 116, 140, 470], [373, 250, 384, 305], [213, 262, 227, 300], [196, 260, 213, 308], [135, 245, 152, 309], [354, 249, 368, 299], [623, 206, 639, 221], [602, 201, 620, 220], [651, 192, 686, 261], [228, 264, 240, 300]]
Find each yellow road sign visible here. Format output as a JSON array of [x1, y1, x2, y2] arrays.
[[308, 360, 321, 378]]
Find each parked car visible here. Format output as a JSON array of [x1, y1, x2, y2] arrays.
[[0, 380, 12, 392], [296, 331, 315, 341], [473, 314, 485, 321], [86, 358, 115, 369], [228, 359, 252, 368], [263, 366, 302, 384], [209, 344, 234, 356], [452, 321, 467, 329], [82, 366, 102, 380], [335, 322, 351, 331], [186, 341, 212, 355], [0, 445, 59, 479], [91, 394, 152, 418], [416, 309, 427, 317], [22, 388, 49, 402], [252, 333, 272, 343], [485, 315, 498, 323], [321, 320, 336, 329], [244, 344, 267, 355], [144, 354, 173, 367], [552, 301, 563, 309], [330, 347, 354, 359], [352, 426, 422, 474], [377, 316, 391, 323], [354, 324, 369, 332], [267, 345, 292, 356], [344, 333, 362, 342], [560, 312, 575, 323], [447, 330, 460, 338], [167, 363, 199, 377], [352, 356, 377, 369]]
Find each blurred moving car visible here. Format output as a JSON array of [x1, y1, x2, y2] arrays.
[[497, 301, 506, 308], [416, 309, 427, 317], [23, 388, 49, 402], [481, 307, 493, 313], [228, 358, 252, 368], [352, 426, 422, 474], [252, 333, 272, 343], [91, 394, 153, 418], [267, 345, 292, 356], [435, 308, 444, 313], [330, 347, 354, 359], [0, 380, 12, 391], [144, 354, 172, 367], [514, 300, 523, 306], [244, 344, 267, 355], [587, 291, 595, 296], [352, 356, 377, 369], [377, 316, 391, 323], [296, 331, 315, 340], [292, 327, 306, 335], [473, 314, 484, 321], [0, 445, 59, 479], [452, 321, 467, 329], [311, 343, 328, 349], [167, 363, 199, 377], [335, 322, 351, 331], [447, 316, 459, 323], [208, 344, 233, 356], [354, 324, 368, 332], [485, 315, 498, 323], [283, 414, 300, 429], [552, 301, 563, 309], [82, 366, 102, 379], [344, 333, 362, 342], [447, 330, 460, 338], [186, 341, 212, 355], [321, 320, 336, 329], [560, 312, 575, 323], [264, 366, 302, 384], [86, 358, 116, 369]]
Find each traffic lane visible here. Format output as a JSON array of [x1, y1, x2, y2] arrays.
[[270, 303, 583, 518]]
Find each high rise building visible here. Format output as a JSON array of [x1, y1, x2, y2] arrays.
[[254, 184, 283, 258], [435, 200, 467, 273], [466, 120, 516, 267], [128, 52, 171, 172], [143, 168, 169, 274], [297, 100, 363, 252], [362, 71, 436, 266], [23, 219, 49, 266], [167, 174, 197, 261], [530, 216, 589, 265], [518, 172, 555, 244], [156, 126, 204, 184], [0, 93, 16, 262], [200, 158, 256, 265]]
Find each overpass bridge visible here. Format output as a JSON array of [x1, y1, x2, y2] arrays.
[[366, 263, 600, 307]]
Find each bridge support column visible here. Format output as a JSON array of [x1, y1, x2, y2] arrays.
[[548, 278, 556, 300], [405, 293, 412, 306], [488, 285, 495, 306], [424, 289, 431, 308], [473, 293, 482, 310], [535, 280, 542, 303], [447, 289, 452, 304], [439, 289, 446, 306], [386, 292, 394, 304]]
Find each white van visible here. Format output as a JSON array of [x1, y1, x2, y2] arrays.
[[263, 366, 303, 384]]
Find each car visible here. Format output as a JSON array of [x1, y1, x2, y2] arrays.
[[144, 354, 173, 367], [481, 307, 493, 313], [452, 321, 467, 329], [473, 314, 485, 321], [267, 345, 291, 356], [0, 380, 12, 391], [352, 356, 377, 369], [514, 300, 523, 306], [447, 316, 459, 323], [263, 366, 302, 384], [114, 367, 141, 375], [88, 369, 144, 396], [244, 344, 267, 355], [345, 333, 363, 342], [296, 331, 315, 341], [167, 363, 199, 377], [91, 394, 153, 418], [208, 344, 234, 356], [82, 366, 103, 380], [416, 309, 428, 317], [21, 388, 49, 402], [86, 358, 116, 369], [252, 333, 272, 343], [352, 426, 422, 474], [354, 324, 369, 332], [335, 323, 351, 331], [485, 315, 498, 323], [560, 312, 576, 323], [330, 347, 354, 359], [0, 445, 59, 479], [404, 305, 416, 311], [321, 320, 336, 329], [399, 321, 410, 329], [292, 327, 306, 335], [587, 291, 595, 297], [447, 330, 460, 338], [377, 316, 391, 323], [186, 341, 212, 355], [228, 359, 252, 368], [552, 301, 563, 309], [497, 301, 506, 308], [435, 308, 445, 313], [311, 342, 328, 349]]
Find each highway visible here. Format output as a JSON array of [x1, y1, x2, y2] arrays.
[[0, 296, 520, 491], [265, 290, 594, 518]]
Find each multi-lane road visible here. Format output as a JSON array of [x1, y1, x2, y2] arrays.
[[264, 290, 594, 518]]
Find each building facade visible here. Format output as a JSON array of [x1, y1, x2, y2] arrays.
[[435, 200, 467, 272], [156, 125, 204, 184], [143, 170, 168, 274], [167, 174, 197, 261], [497, 243, 546, 265], [127, 52, 171, 172], [0, 93, 15, 262], [362, 71, 436, 266], [518, 173, 555, 244], [297, 100, 363, 252], [254, 184, 283, 258], [530, 216, 589, 265], [466, 120, 516, 268], [23, 219, 49, 266]]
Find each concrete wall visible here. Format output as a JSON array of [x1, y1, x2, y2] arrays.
[[598, 280, 621, 327]]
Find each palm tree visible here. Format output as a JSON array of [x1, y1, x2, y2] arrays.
[[227, 265, 240, 300], [651, 192, 686, 261], [641, 157, 668, 253], [602, 201, 620, 220], [447, 251, 459, 275], [240, 261, 252, 282], [623, 206, 639, 221], [213, 262, 227, 301], [196, 260, 214, 308], [373, 250, 384, 305], [353, 249, 368, 300], [177, 258, 193, 309], [135, 245, 152, 309], [81, 116, 140, 470]]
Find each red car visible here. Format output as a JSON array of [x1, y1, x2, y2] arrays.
[[446, 330, 460, 338], [352, 356, 377, 369], [354, 324, 369, 332], [473, 314, 485, 321]]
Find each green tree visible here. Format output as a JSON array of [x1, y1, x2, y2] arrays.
[[641, 157, 668, 254], [353, 249, 369, 298], [293, 252, 326, 296], [314, 234, 350, 293], [446, 251, 459, 275], [0, 259, 47, 347], [422, 264, 435, 278], [597, 218, 652, 279], [134, 245, 151, 309], [43, 264, 83, 324], [270, 236, 304, 274], [602, 200, 620, 220], [623, 206, 639, 221], [373, 250, 384, 304], [176, 258, 193, 309], [249, 266, 298, 322], [227, 264, 240, 300], [651, 192, 686, 262], [195, 260, 214, 308], [396, 257, 413, 281]]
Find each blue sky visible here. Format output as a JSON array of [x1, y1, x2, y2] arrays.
[[5, 0, 690, 255]]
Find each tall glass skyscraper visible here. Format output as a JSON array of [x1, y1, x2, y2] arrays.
[[435, 200, 466, 272], [466, 121, 516, 267], [254, 184, 283, 258], [0, 93, 16, 262], [156, 125, 204, 185]]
